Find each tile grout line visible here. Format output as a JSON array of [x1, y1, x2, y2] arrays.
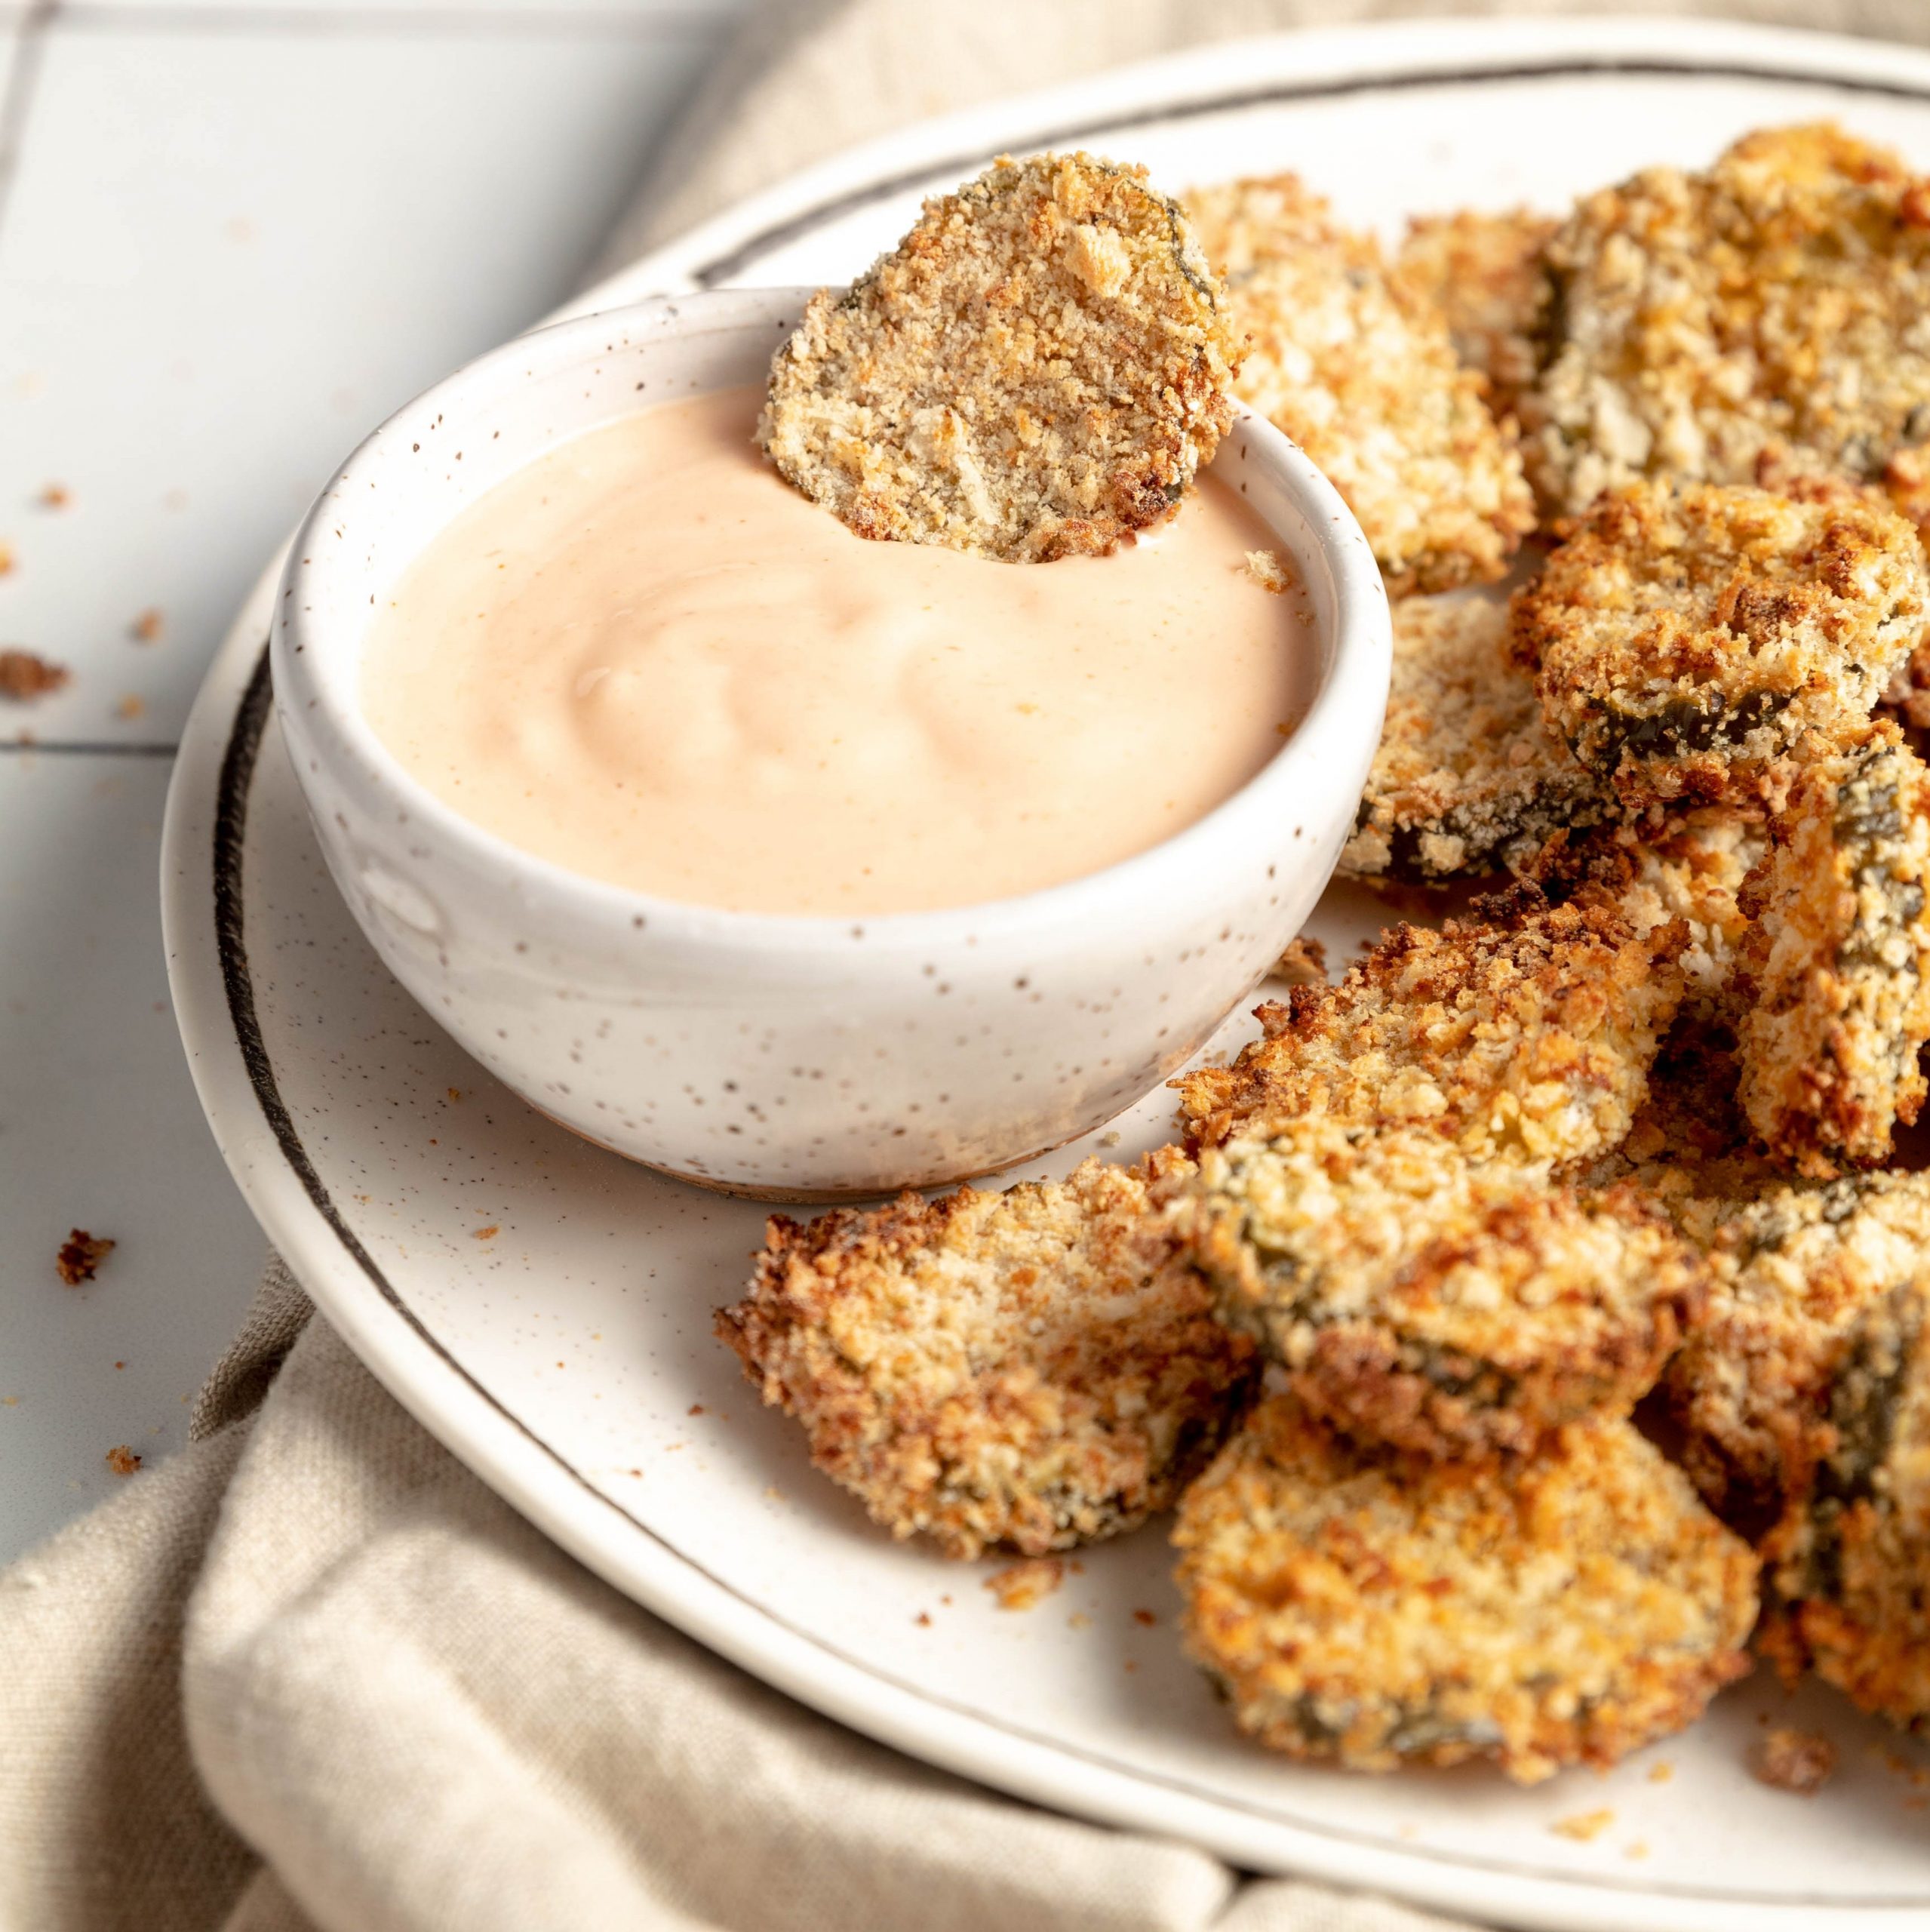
[[52, 4, 742, 37], [0, 0, 56, 242], [2, 740, 181, 756]]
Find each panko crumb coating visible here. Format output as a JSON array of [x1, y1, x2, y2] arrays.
[[1179, 1118, 1707, 1457], [1340, 594, 1609, 883], [1524, 125, 1930, 524], [1185, 174, 1534, 595], [1770, 1279, 1930, 1729], [1173, 1397, 1758, 1783], [715, 1151, 1256, 1560], [1665, 1171, 1930, 1538], [1512, 480, 1928, 809], [1174, 884, 1688, 1168], [1530, 808, 1764, 1016], [1735, 723, 1930, 1175], [760, 152, 1242, 562], [1394, 207, 1557, 413]]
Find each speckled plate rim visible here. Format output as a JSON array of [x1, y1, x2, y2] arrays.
[[163, 18, 1930, 1929]]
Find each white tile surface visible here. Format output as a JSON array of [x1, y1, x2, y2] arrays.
[[69, 2, 744, 18], [0, 5, 739, 1561], [0, 11, 728, 746], [0, 752, 269, 1552]]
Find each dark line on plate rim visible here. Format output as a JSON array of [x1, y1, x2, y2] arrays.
[[211, 51, 1930, 1908], [690, 54, 1930, 286]]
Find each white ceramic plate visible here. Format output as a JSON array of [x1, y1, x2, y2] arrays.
[[164, 18, 1930, 1928]]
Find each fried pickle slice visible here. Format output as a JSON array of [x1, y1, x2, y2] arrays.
[[1394, 207, 1556, 414], [759, 152, 1242, 562], [1512, 480, 1927, 808], [715, 1151, 1255, 1560], [1664, 1171, 1930, 1538], [1185, 174, 1534, 595], [1173, 1397, 1758, 1783], [1735, 722, 1930, 1174], [1175, 883, 1687, 1168], [1769, 1278, 1930, 1727], [1529, 807, 1764, 1017], [1340, 594, 1609, 883], [1525, 124, 1930, 524], [1179, 1118, 1706, 1457]]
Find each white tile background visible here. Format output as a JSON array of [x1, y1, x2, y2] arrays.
[[0, 0, 745, 1561]]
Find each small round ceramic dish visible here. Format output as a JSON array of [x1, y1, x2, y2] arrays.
[[270, 288, 1389, 1199]]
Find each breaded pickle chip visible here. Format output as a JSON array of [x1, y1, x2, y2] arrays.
[[1513, 481, 1927, 808], [1180, 1119, 1706, 1457], [1185, 174, 1534, 595], [715, 1152, 1255, 1560], [1529, 808, 1763, 1016], [759, 152, 1242, 561], [1665, 1171, 1930, 1537], [1735, 723, 1930, 1174], [1340, 595, 1609, 883], [1394, 207, 1556, 413], [1175, 884, 1687, 1168], [1771, 1279, 1930, 1728], [1173, 1398, 1758, 1782], [1525, 125, 1930, 523]]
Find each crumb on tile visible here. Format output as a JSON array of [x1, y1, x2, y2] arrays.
[[1068, 1611, 1093, 1630], [914, 1611, 932, 1627], [1550, 1809, 1615, 1842], [1753, 1727, 1838, 1796], [39, 483, 69, 509], [1624, 1841, 1650, 1862], [105, 1444, 141, 1476], [0, 540, 14, 575], [131, 608, 163, 643], [56, 1229, 115, 1286], [1646, 1761, 1674, 1783], [0, 649, 69, 701], [447, 1087, 462, 1101], [115, 694, 145, 721], [985, 1557, 1065, 1611], [687, 1403, 705, 1417], [472, 1225, 499, 1241], [1131, 1607, 1159, 1627]]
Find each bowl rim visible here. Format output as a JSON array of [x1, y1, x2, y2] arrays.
[[272, 287, 1391, 951]]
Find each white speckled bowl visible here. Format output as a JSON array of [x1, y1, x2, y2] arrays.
[[272, 288, 1389, 1199]]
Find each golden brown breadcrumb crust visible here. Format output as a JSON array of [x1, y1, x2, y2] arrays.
[[1528, 807, 1764, 1019], [1524, 125, 1930, 525], [1769, 1279, 1930, 1729], [1184, 174, 1534, 595], [1734, 722, 1930, 1174], [1175, 884, 1687, 1168], [1394, 207, 1556, 414], [1512, 481, 1928, 810], [1341, 594, 1609, 883], [1179, 1118, 1706, 1457], [715, 1151, 1256, 1560], [1173, 1397, 1758, 1783], [760, 152, 1242, 561], [1664, 1171, 1930, 1537]]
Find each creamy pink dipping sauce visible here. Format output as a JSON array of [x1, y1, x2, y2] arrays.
[[361, 384, 1314, 916]]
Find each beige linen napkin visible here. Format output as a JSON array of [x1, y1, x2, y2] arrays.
[[9, 4, 1930, 1927]]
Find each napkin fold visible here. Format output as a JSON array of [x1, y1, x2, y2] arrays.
[[12, 2, 1930, 1927]]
